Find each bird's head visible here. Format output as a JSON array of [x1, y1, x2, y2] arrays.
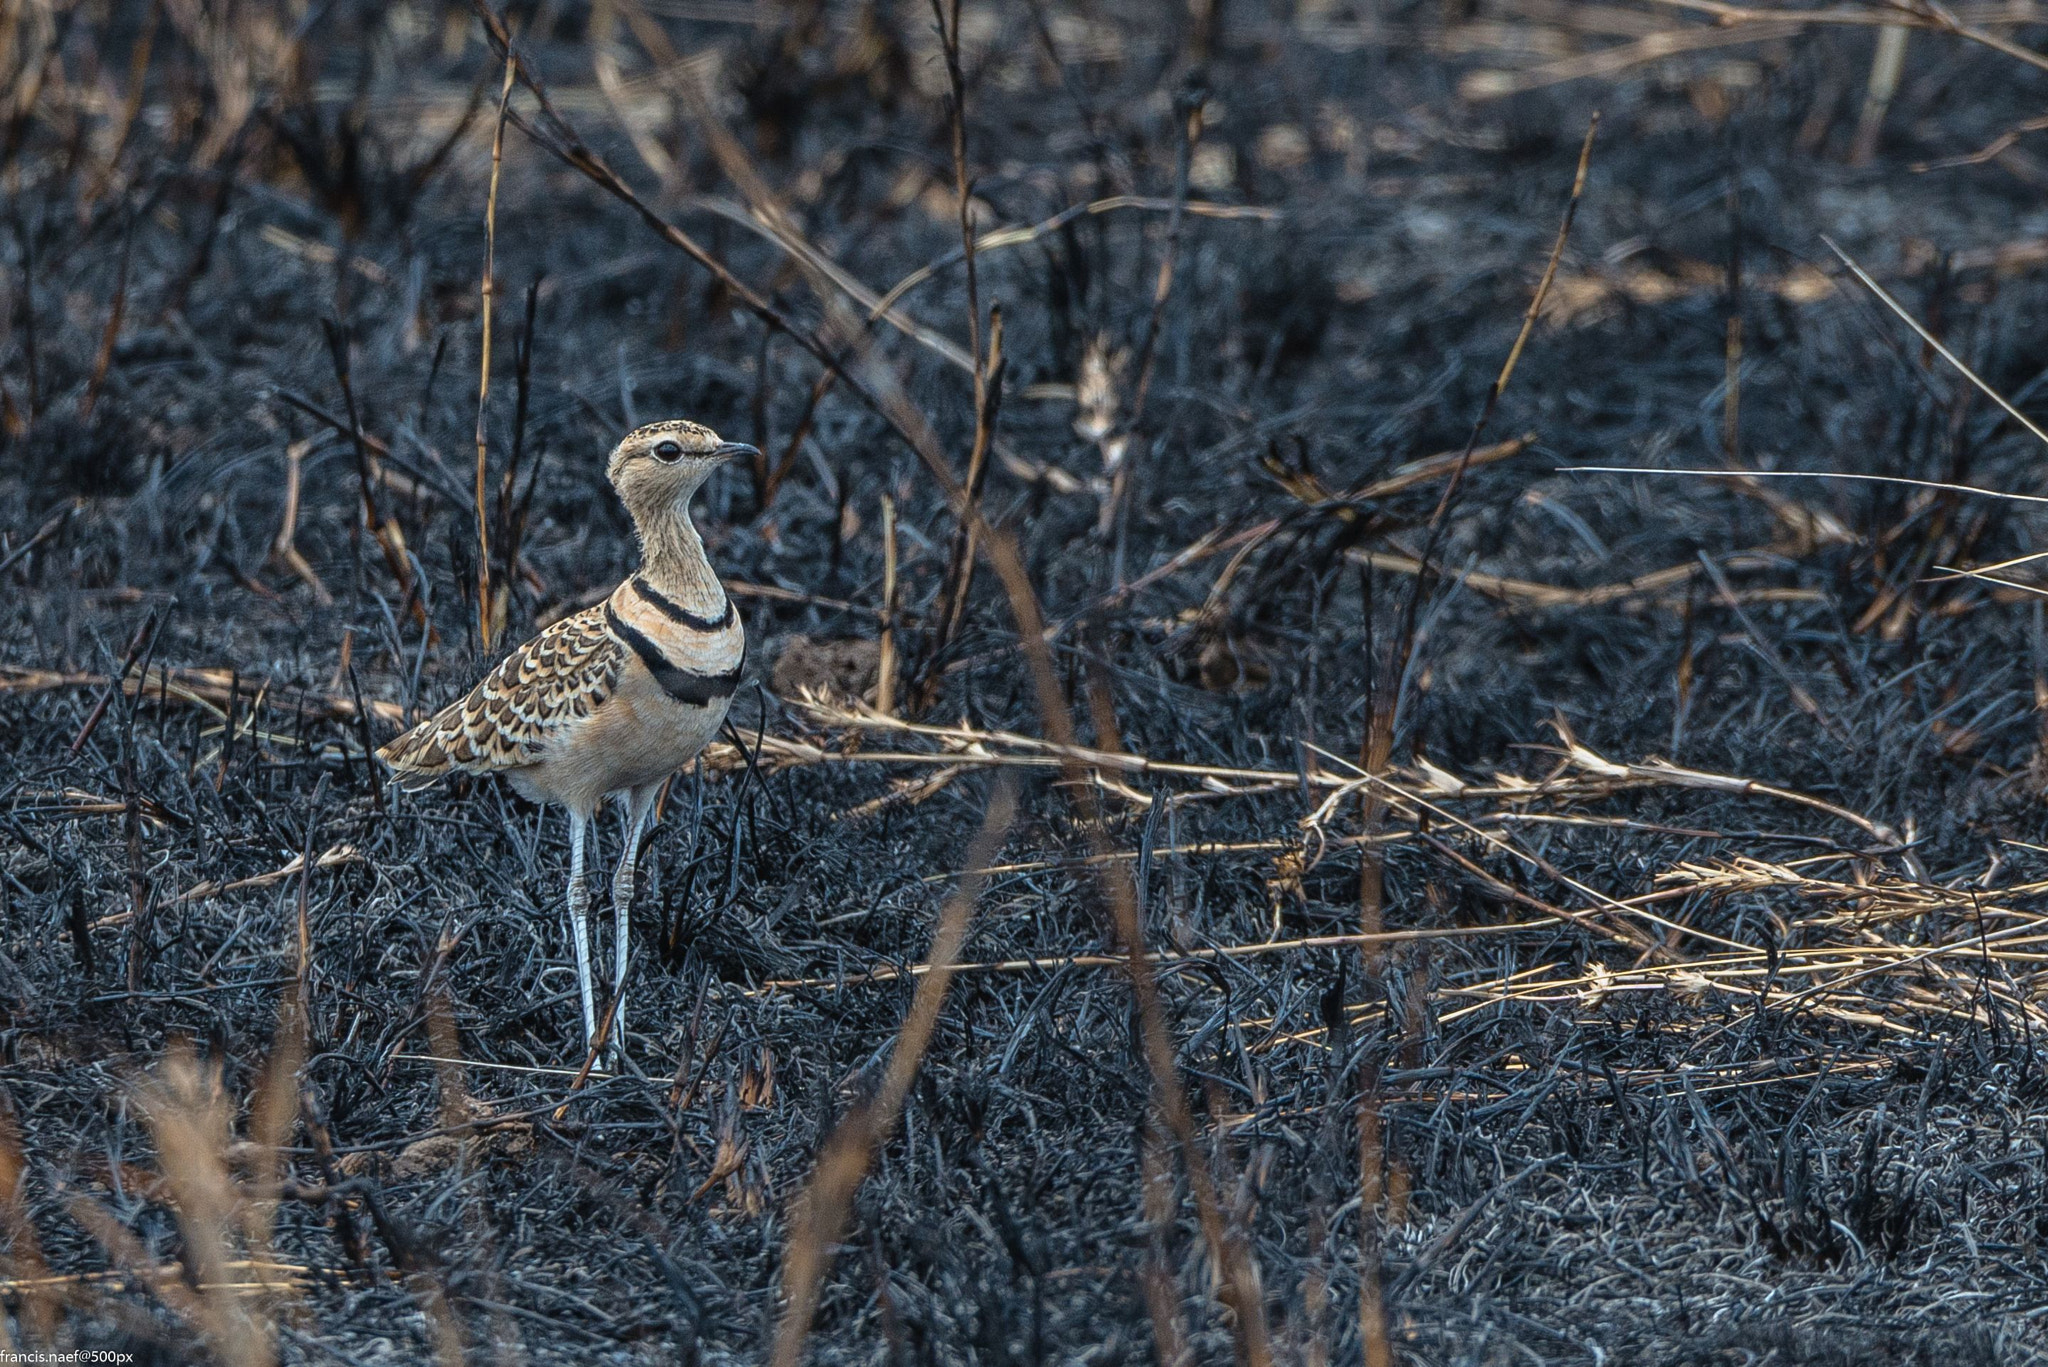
[[605, 420, 756, 522]]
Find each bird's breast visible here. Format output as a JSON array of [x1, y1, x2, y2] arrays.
[[605, 576, 746, 707]]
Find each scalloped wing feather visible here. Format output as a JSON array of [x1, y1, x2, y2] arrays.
[[377, 607, 624, 785]]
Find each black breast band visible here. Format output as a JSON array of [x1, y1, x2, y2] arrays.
[[632, 576, 735, 632], [606, 604, 744, 707]]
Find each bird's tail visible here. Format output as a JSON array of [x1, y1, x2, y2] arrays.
[[376, 720, 456, 792]]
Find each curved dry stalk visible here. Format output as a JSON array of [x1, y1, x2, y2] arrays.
[[768, 781, 1016, 1367]]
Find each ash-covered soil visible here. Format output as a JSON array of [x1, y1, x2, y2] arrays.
[[7, 2, 2048, 1363]]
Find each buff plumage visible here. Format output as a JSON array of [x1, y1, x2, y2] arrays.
[[379, 606, 622, 783]]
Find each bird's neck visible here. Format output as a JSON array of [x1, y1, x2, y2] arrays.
[[633, 503, 726, 613]]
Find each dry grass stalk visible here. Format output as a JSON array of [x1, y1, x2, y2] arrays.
[[606, 3, 1030, 391], [783, 694, 1905, 848], [591, 0, 681, 188], [1915, 110, 2048, 172], [1117, 76, 1205, 495], [1264, 433, 1535, 509], [1349, 545, 1816, 610], [875, 494, 899, 717], [1358, 115, 1598, 982], [0, 663, 407, 727], [678, 190, 976, 371], [1541, 259, 1836, 325], [82, 844, 363, 927], [1639, 0, 2048, 79], [256, 225, 394, 284], [1219, 826, 2048, 1056], [1074, 70, 1205, 537], [1469, 0, 2048, 102], [747, 919, 1552, 995], [926, 305, 1005, 702], [1356, 1060, 1391, 1367], [158, 0, 297, 167], [0, 0, 63, 184], [1461, 18, 1804, 99], [768, 781, 1016, 1367], [474, 41, 519, 653], [133, 1045, 277, 1367], [320, 322, 430, 634], [67, 609, 159, 757], [241, 986, 308, 1300], [931, 0, 984, 403], [1137, 1119, 1190, 1367], [0, 500, 73, 578], [829, 763, 967, 822], [1852, 22, 1910, 164], [0, 1090, 55, 1346], [866, 193, 1282, 324], [76, 216, 132, 422], [269, 437, 334, 605], [77, 1, 158, 213], [1825, 235, 2048, 447], [0, 1260, 307, 1297]]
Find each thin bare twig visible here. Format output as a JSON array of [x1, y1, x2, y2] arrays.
[[1825, 235, 2048, 449]]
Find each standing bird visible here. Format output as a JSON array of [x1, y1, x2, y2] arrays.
[[378, 420, 756, 1066]]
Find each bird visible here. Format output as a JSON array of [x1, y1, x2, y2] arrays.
[[377, 419, 757, 1067]]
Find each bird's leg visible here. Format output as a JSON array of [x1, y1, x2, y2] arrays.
[[608, 782, 662, 1066], [566, 808, 598, 1055]]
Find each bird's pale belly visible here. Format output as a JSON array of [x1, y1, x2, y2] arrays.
[[511, 678, 730, 811]]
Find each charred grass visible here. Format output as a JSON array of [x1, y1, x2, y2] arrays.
[[7, 0, 2048, 1362]]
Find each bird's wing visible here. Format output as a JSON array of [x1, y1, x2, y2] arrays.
[[377, 606, 624, 784]]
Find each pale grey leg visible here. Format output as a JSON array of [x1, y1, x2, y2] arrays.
[[608, 782, 663, 1065], [566, 807, 598, 1054]]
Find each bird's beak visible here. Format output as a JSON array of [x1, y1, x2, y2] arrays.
[[711, 441, 760, 464]]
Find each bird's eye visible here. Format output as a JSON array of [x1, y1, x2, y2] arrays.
[[653, 440, 684, 462]]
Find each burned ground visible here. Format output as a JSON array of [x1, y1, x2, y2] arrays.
[[6, 1, 2048, 1362]]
